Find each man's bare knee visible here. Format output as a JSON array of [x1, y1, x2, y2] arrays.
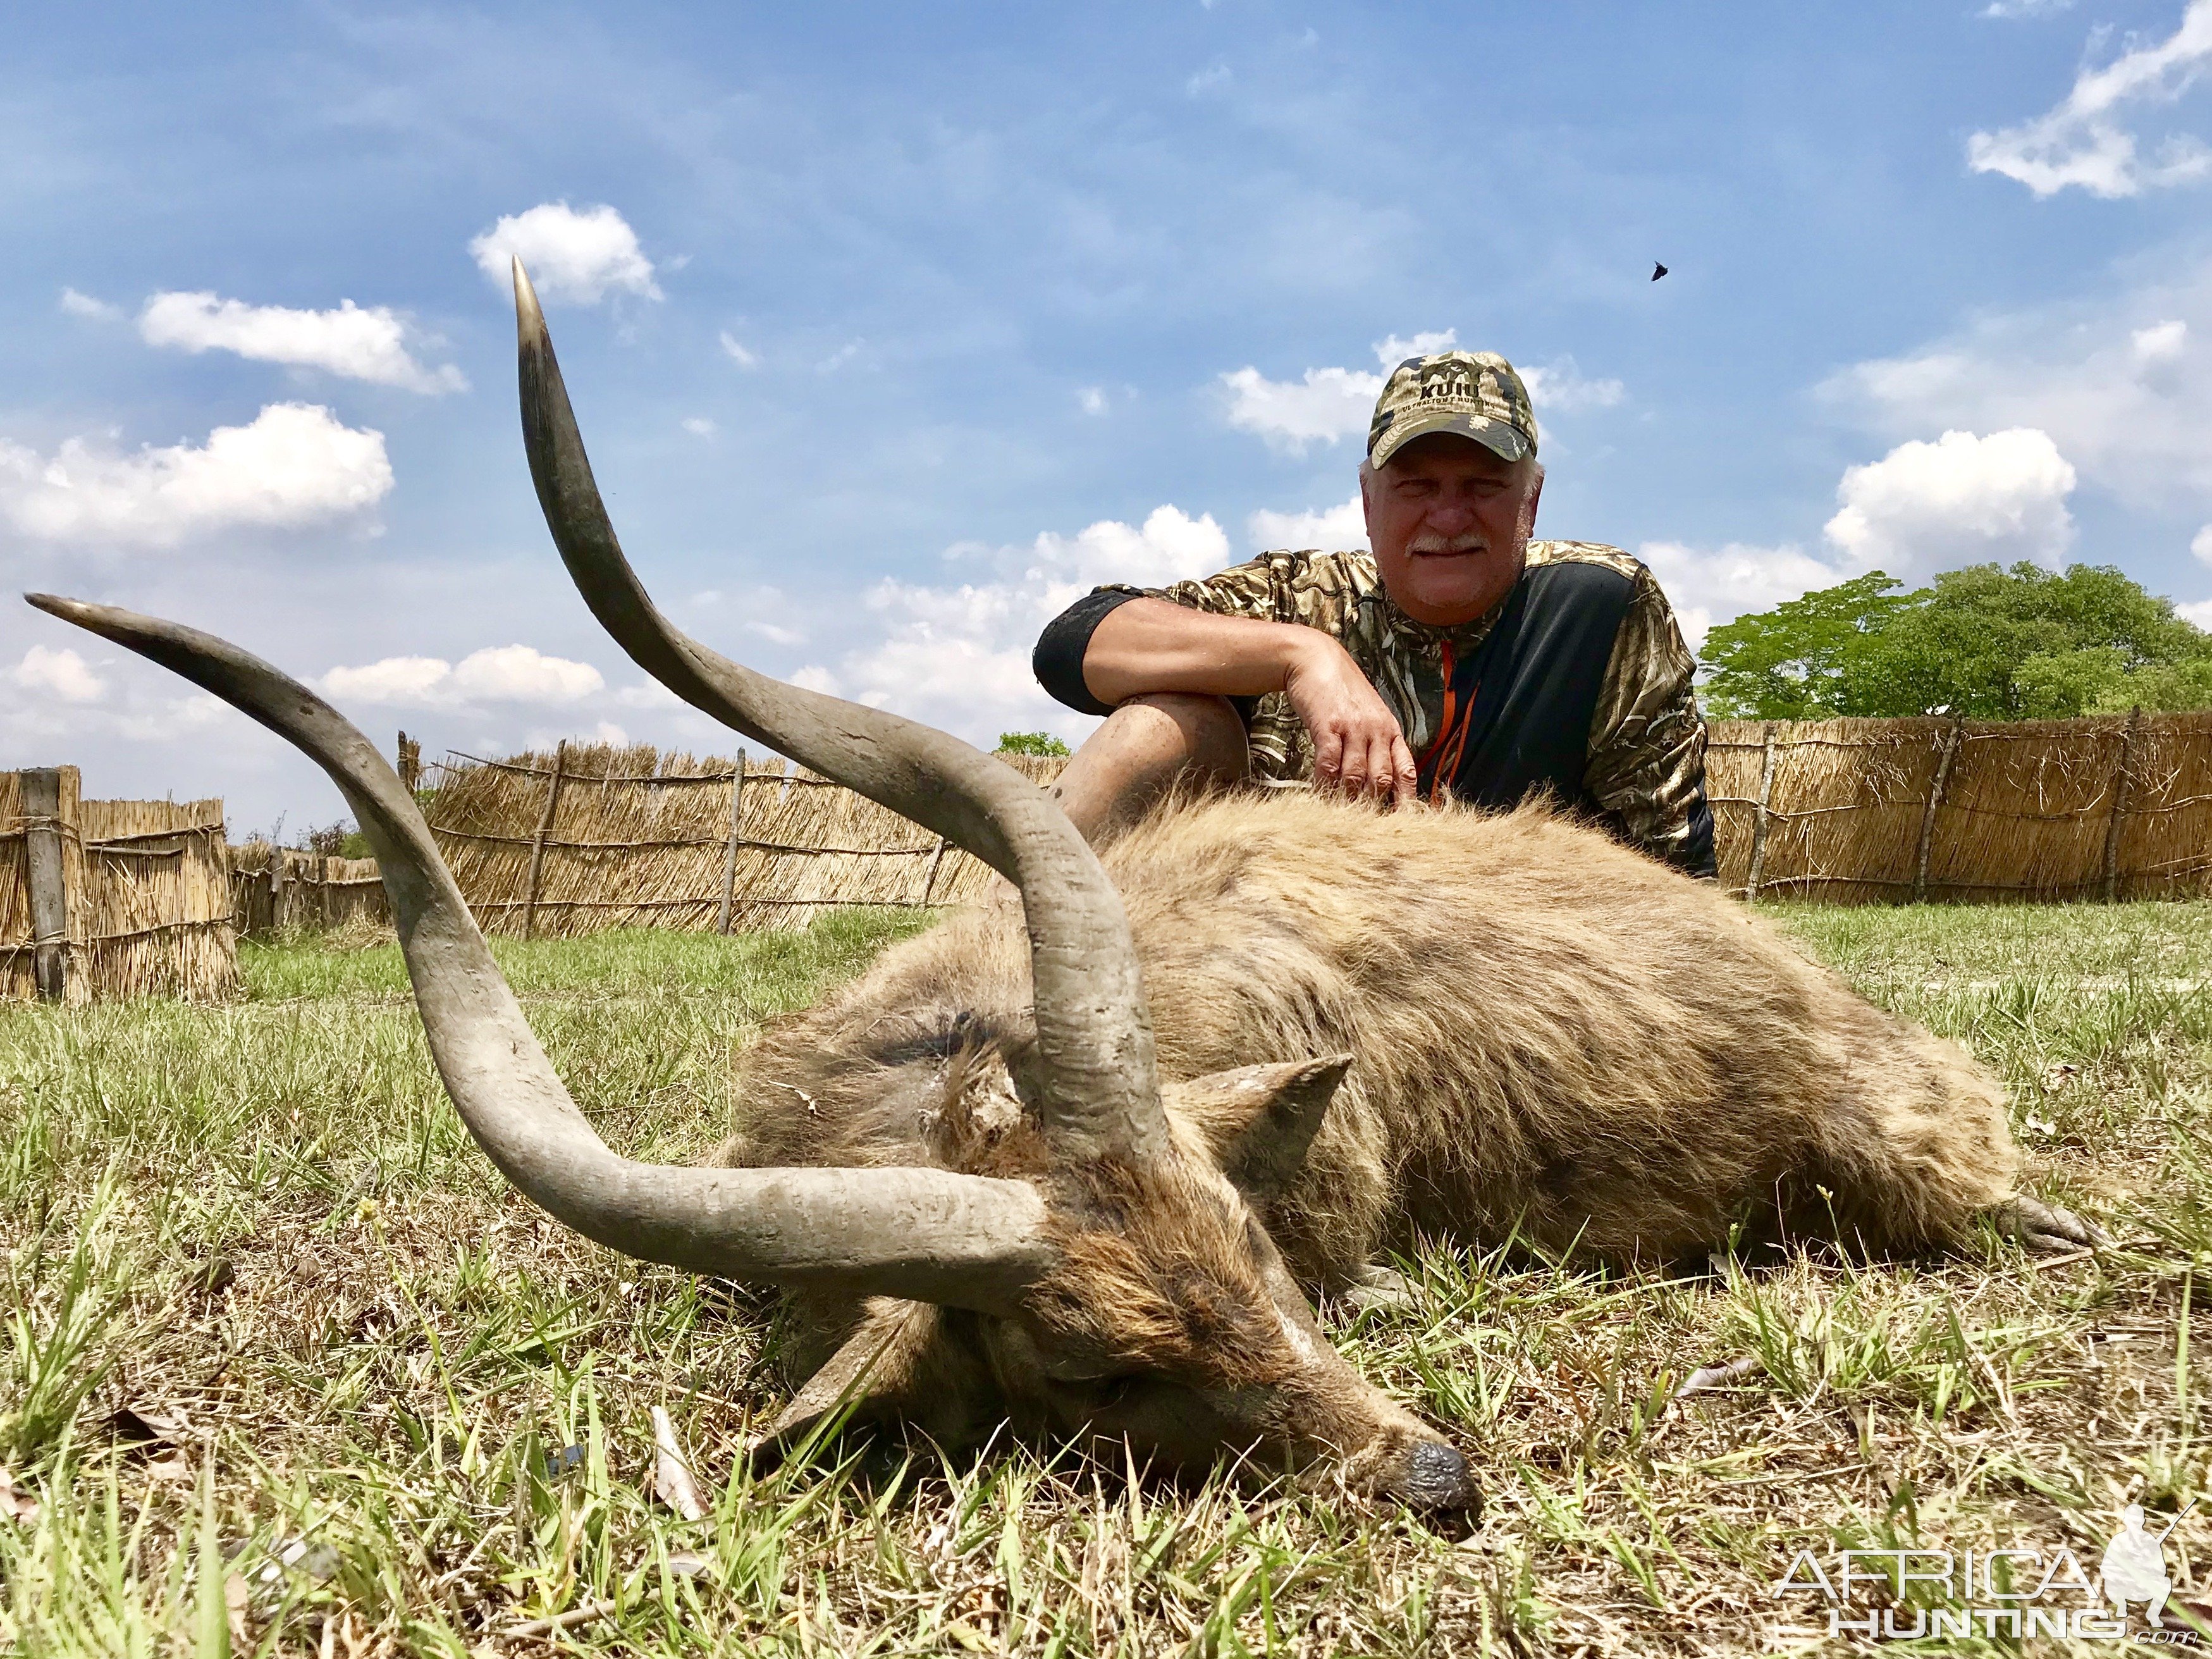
[[1049, 693, 1248, 842], [1119, 692, 1248, 776]]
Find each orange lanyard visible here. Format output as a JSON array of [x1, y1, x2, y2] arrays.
[[1415, 640, 1478, 798]]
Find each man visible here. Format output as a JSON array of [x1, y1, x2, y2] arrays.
[[1031, 348, 1716, 877]]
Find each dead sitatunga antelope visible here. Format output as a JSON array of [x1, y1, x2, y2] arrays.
[[25, 261, 2101, 1515]]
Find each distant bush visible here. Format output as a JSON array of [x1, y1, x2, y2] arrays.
[[996, 732, 1071, 757], [302, 821, 374, 860]]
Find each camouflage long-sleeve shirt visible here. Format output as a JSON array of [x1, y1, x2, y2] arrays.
[[1129, 542, 1713, 872]]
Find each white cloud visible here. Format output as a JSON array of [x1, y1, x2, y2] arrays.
[[818, 339, 863, 373], [1220, 362, 1379, 451], [1075, 385, 1138, 416], [1982, 0, 2074, 16], [1638, 540, 1859, 655], [1821, 257, 2212, 509], [1249, 493, 1367, 552], [527, 718, 628, 751], [111, 692, 233, 743], [321, 655, 451, 705], [321, 645, 603, 707], [1518, 357, 1627, 414], [1642, 433, 2079, 656], [0, 404, 392, 548], [792, 505, 1229, 743], [1219, 332, 1442, 452], [451, 646, 602, 702], [469, 202, 661, 305], [1375, 329, 1459, 364], [682, 417, 717, 437], [1186, 62, 1232, 96], [2194, 524, 2212, 564], [718, 331, 758, 367], [9, 644, 106, 703], [59, 288, 118, 320], [2134, 318, 2190, 362], [1221, 328, 1622, 451], [138, 292, 466, 394], [1968, 0, 2212, 197], [612, 677, 684, 710], [1822, 428, 2077, 574], [2180, 596, 2212, 627]]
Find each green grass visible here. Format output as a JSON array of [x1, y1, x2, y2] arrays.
[[3, 901, 2210, 1655]]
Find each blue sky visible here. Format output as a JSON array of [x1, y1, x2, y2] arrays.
[[7, 1, 2212, 831]]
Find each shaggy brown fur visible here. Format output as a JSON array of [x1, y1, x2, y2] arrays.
[[719, 791, 2043, 1487], [730, 792, 2019, 1266]]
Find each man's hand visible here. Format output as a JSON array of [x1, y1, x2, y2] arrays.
[[1283, 634, 1418, 808]]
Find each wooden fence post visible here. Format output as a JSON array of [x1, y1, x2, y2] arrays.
[[22, 767, 73, 1002], [521, 741, 569, 941], [1911, 718, 1965, 904], [397, 731, 421, 794], [2101, 705, 2143, 904], [269, 846, 288, 933], [919, 836, 949, 906], [1743, 723, 1779, 900], [716, 749, 748, 936]]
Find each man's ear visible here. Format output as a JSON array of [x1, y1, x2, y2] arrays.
[[1173, 1055, 1354, 1204]]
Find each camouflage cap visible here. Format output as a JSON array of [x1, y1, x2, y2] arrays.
[[1367, 350, 1538, 469]]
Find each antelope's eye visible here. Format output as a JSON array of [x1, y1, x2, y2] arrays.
[[1039, 1353, 1145, 1397], [1041, 1359, 1121, 1385]]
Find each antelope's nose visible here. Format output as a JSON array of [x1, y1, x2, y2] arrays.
[[1392, 1440, 1480, 1515]]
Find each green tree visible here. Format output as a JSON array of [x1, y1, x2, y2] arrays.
[[2094, 657, 2212, 714], [1844, 562, 2211, 718], [1697, 562, 2212, 721], [1696, 572, 1905, 719], [995, 731, 1071, 757]]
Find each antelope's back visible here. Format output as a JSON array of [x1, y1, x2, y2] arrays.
[[1095, 790, 1957, 1267]]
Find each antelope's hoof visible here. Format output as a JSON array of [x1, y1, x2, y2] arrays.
[[1997, 1195, 2110, 1255]]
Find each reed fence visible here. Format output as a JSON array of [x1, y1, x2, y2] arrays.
[[228, 844, 390, 937], [384, 713, 2212, 942], [1707, 710, 2212, 903], [1, 767, 239, 1002], [421, 743, 1062, 937]]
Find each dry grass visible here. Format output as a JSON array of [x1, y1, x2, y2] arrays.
[[3, 901, 2211, 1654]]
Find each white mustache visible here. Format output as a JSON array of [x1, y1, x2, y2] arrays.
[[1405, 535, 1488, 557]]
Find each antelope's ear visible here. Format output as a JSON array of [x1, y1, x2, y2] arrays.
[[1173, 1055, 1353, 1204], [747, 1297, 935, 1470]]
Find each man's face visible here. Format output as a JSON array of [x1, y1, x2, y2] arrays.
[[1361, 433, 1541, 627]]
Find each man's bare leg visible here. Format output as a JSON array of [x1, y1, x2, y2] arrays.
[[1049, 693, 1249, 842]]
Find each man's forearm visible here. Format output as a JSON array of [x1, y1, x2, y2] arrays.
[[1081, 598, 1317, 707]]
